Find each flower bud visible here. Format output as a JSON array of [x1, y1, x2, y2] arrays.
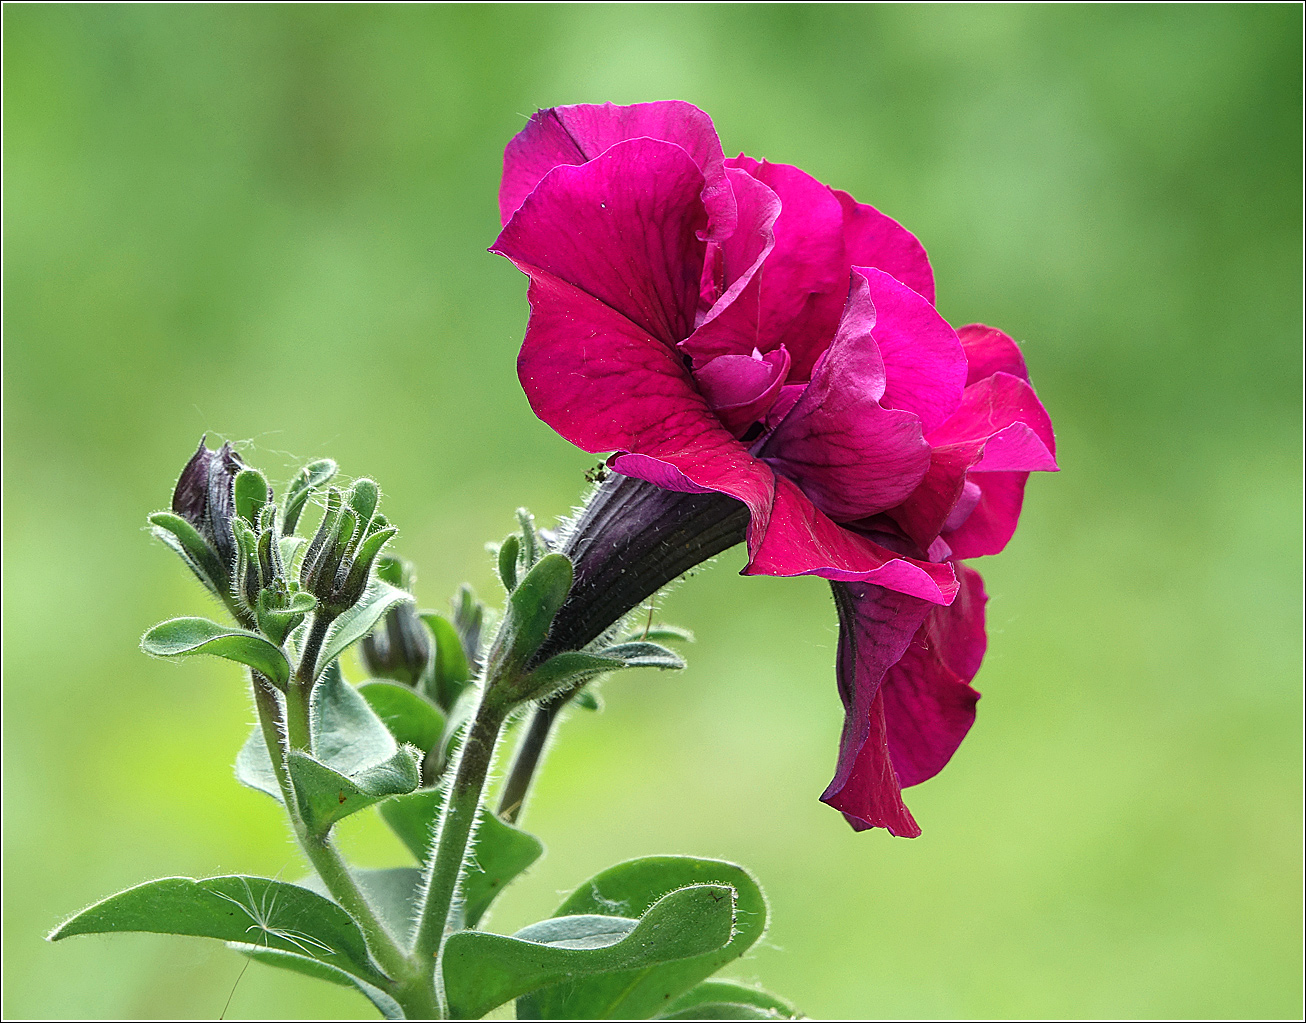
[[170, 436, 247, 573], [299, 481, 397, 616], [360, 557, 434, 687]]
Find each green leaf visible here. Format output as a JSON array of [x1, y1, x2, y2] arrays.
[[596, 641, 687, 671], [296, 866, 422, 950], [48, 875, 387, 988], [497, 534, 521, 592], [359, 681, 445, 753], [517, 856, 767, 1020], [230, 943, 402, 1019], [288, 747, 420, 835], [233, 468, 271, 527], [141, 617, 291, 688], [282, 458, 338, 536], [377, 789, 543, 927], [484, 553, 573, 698], [444, 884, 736, 1020], [521, 651, 623, 697], [234, 724, 283, 801], [316, 581, 413, 678], [148, 511, 228, 595], [661, 981, 799, 1020], [420, 612, 471, 710]]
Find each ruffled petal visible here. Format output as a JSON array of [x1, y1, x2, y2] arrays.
[[958, 323, 1028, 385], [890, 371, 1057, 550], [747, 477, 957, 603], [760, 274, 930, 520], [499, 101, 737, 241], [514, 268, 776, 532], [857, 267, 966, 434], [942, 470, 1029, 559], [494, 137, 709, 347], [881, 563, 986, 787], [835, 188, 935, 305], [694, 347, 791, 437], [819, 580, 933, 838]]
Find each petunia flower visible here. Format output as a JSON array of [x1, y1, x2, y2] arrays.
[[493, 101, 1057, 835]]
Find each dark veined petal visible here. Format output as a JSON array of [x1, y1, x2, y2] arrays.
[[819, 581, 934, 837], [760, 272, 930, 521], [499, 100, 737, 242], [881, 563, 987, 788]]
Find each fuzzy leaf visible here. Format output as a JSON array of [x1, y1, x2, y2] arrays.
[[229, 943, 402, 1018], [141, 617, 291, 688], [420, 611, 471, 710], [661, 981, 799, 1020], [445, 883, 736, 1020], [359, 681, 445, 753], [484, 553, 573, 696], [520, 651, 624, 699], [48, 875, 387, 988], [288, 747, 420, 835], [282, 458, 338, 536], [296, 866, 422, 949], [148, 511, 228, 595], [596, 641, 687, 671], [518, 856, 767, 1020], [498, 534, 521, 592], [316, 581, 413, 679]]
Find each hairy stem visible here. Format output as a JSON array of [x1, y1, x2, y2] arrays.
[[287, 612, 333, 751], [414, 693, 508, 1007], [250, 670, 426, 1008]]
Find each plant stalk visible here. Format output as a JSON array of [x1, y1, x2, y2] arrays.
[[288, 612, 333, 750]]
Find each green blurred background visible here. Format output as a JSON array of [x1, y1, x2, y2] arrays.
[[3, 4, 1300, 1018]]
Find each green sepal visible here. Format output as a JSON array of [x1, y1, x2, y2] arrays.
[[316, 581, 413, 679], [279, 535, 309, 576], [287, 746, 420, 836], [377, 789, 542, 928], [359, 681, 445, 753], [282, 458, 338, 536], [420, 611, 471, 711], [573, 687, 603, 712], [346, 478, 380, 528], [233, 468, 271, 528], [497, 534, 521, 592], [660, 981, 799, 1020], [483, 553, 573, 703], [229, 943, 402, 1019], [47, 874, 388, 989], [300, 488, 342, 584], [256, 590, 316, 648], [595, 641, 687, 671], [141, 617, 291, 689], [515, 507, 540, 567], [451, 583, 485, 669], [444, 883, 736, 1020], [517, 856, 767, 1021], [339, 526, 398, 604], [147, 511, 229, 597]]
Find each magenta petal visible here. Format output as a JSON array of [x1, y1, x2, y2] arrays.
[[819, 577, 932, 837], [958, 323, 1029, 385], [514, 268, 776, 529], [930, 371, 1058, 469], [943, 470, 1029, 559], [747, 477, 958, 603], [499, 101, 737, 241], [694, 347, 791, 437], [494, 137, 708, 347], [835, 188, 935, 305], [761, 276, 930, 521], [882, 564, 986, 787], [609, 453, 716, 494], [857, 268, 966, 434]]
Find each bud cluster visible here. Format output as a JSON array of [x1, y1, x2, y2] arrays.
[[298, 478, 397, 617]]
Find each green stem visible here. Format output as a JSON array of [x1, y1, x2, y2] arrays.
[[250, 671, 430, 1012], [413, 692, 508, 1005], [497, 690, 571, 824], [287, 612, 333, 751]]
